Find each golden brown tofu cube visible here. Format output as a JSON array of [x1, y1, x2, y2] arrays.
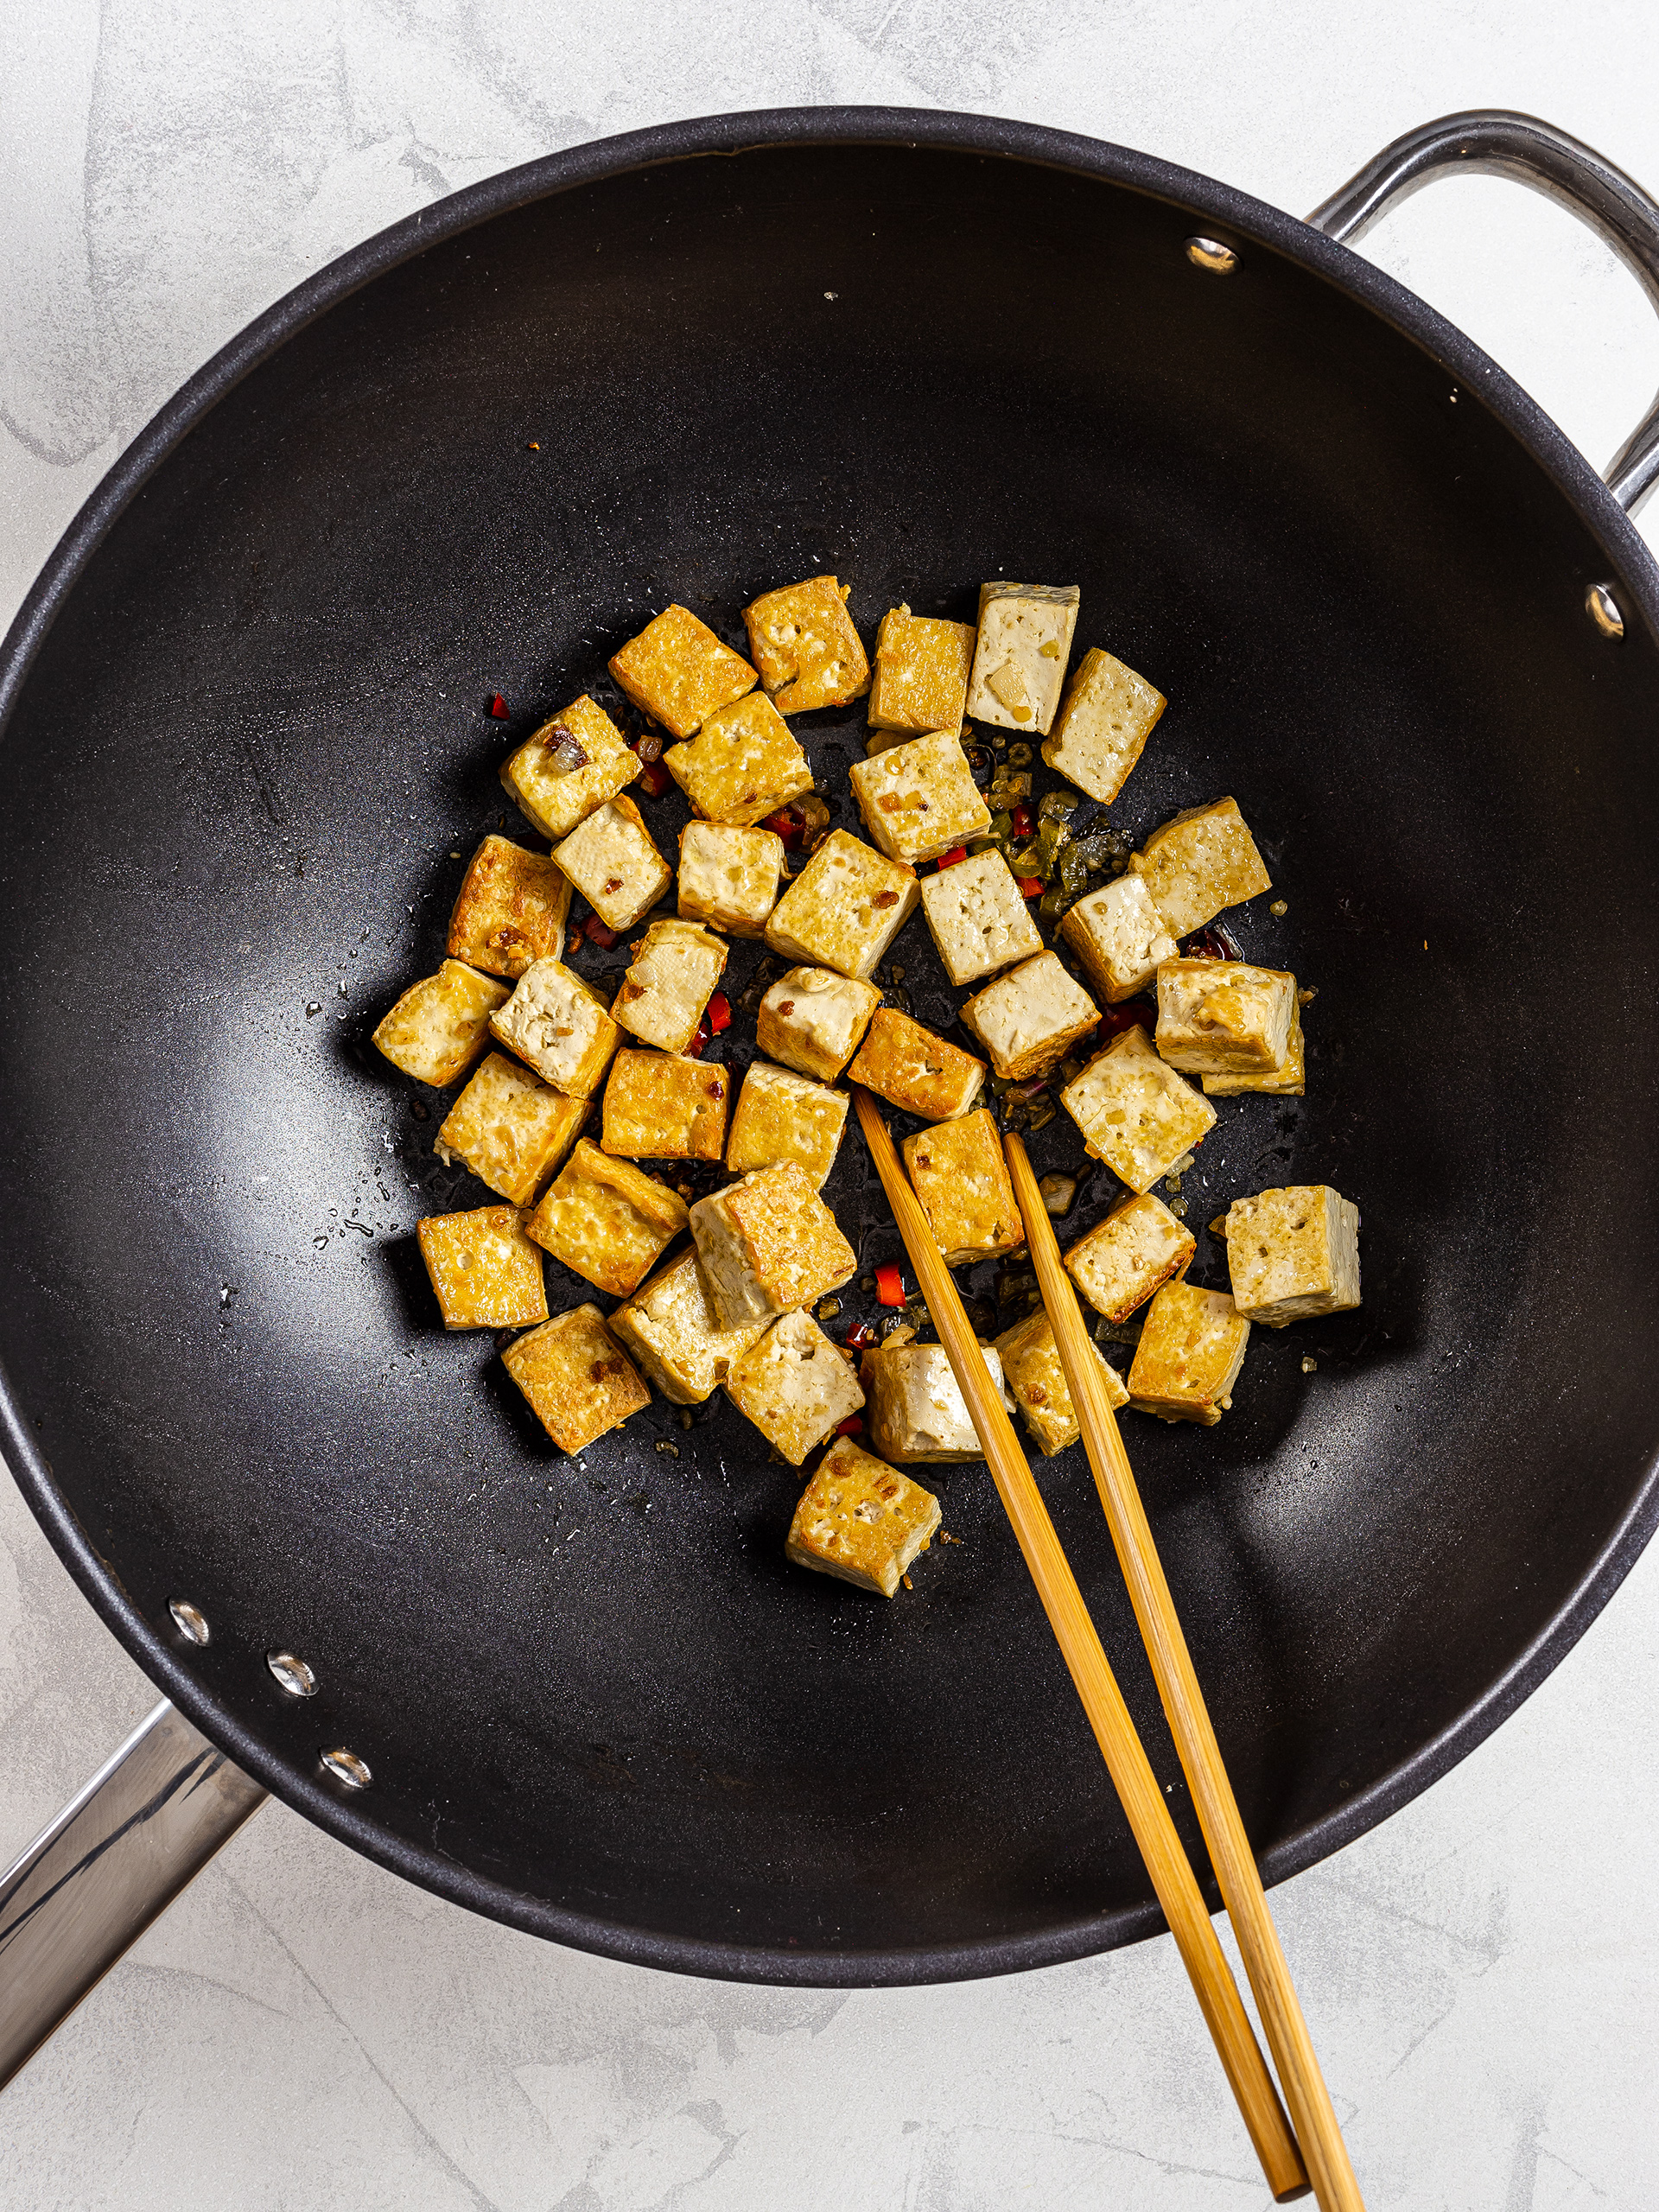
[[677, 821, 785, 937], [1128, 798, 1272, 938], [1064, 1192, 1195, 1324], [1224, 1185, 1361, 1327], [918, 848, 1044, 987], [763, 829, 919, 981], [785, 1438, 940, 1596], [995, 1310, 1129, 1457], [867, 605, 976, 736], [608, 1248, 768, 1405], [725, 1060, 849, 1189], [445, 836, 572, 981], [1041, 646, 1166, 805], [965, 583, 1079, 734], [689, 1162, 858, 1330], [743, 574, 871, 714], [551, 794, 673, 932], [1204, 1002, 1306, 1096], [1127, 1282, 1250, 1425], [959, 951, 1100, 1082], [848, 728, 991, 866], [1155, 959, 1296, 1076], [601, 1048, 731, 1161], [902, 1109, 1024, 1267], [613, 919, 728, 1055], [1059, 874, 1179, 1003], [847, 1008, 985, 1122], [756, 965, 881, 1083], [608, 603, 757, 739], [373, 960, 510, 1088], [863, 1341, 1007, 1462], [435, 1052, 591, 1205], [723, 1310, 866, 1465], [502, 1304, 651, 1455], [499, 695, 640, 842], [416, 1205, 549, 1331], [526, 1138, 689, 1298], [1059, 1026, 1216, 1192], [489, 958, 620, 1098], [662, 690, 815, 828]]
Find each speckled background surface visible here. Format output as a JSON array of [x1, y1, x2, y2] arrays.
[[5, 4, 1659, 2206]]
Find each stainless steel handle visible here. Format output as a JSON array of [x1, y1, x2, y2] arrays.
[[1307, 109, 1659, 516], [0, 1700, 266, 2090]]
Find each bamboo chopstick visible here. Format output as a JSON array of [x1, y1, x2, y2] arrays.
[[852, 1090, 1307, 2202], [1003, 1132, 1366, 2212]]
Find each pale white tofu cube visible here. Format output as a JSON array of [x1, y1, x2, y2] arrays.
[[1127, 1283, 1250, 1425], [1064, 1192, 1195, 1323], [1041, 647, 1166, 804], [763, 829, 919, 980], [489, 958, 621, 1097], [607, 1248, 768, 1405], [677, 822, 785, 938], [995, 1310, 1129, 1457], [848, 728, 991, 864], [785, 1439, 939, 1597], [918, 849, 1044, 986], [1059, 1025, 1216, 1192], [551, 795, 672, 931], [756, 965, 880, 1083], [959, 951, 1100, 1082], [1224, 1185, 1361, 1328], [1203, 1001, 1306, 1096], [964, 582, 1080, 734], [1059, 874, 1178, 1003], [612, 918, 728, 1055], [1128, 798, 1271, 938], [723, 1310, 866, 1465], [1155, 959, 1296, 1076], [725, 1060, 849, 1189], [689, 1163, 858, 1330], [864, 1341, 1007, 1463]]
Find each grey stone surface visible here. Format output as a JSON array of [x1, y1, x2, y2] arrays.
[[4, 4, 1658, 2203]]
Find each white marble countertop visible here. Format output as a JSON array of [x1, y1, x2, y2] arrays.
[[5, 4, 1659, 2205]]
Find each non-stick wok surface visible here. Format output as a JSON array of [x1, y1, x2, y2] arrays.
[[3, 116, 1657, 1983]]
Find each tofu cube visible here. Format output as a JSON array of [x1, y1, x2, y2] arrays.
[[499, 694, 641, 843], [1064, 1192, 1195, 1323], [848, 729, 991, 866], [525, 1138, 689, 1298], [1059, 1026, 1217, 1192], [689, 1162, 857, 1330], [601, 1048, 730, 1160], [918, 848, 1044, 986], [965, 582, 1080, 734], [677, 822, 785, 938], [373, 960, 510, 1088], [435, 1052, 591, 1205], [725, 1060, 849, 1189], [1204, 1001, 1306, 1096], [1041, 647, 1166, 804], [613, 919, 728, 1055], [1128, 797, 1272, 938], [863, 1341, 1007, 1463], [416, 1204, 549, 1331], [489, 958, 620, 1098], [764, 830, 919, 980], [785, 1438, 940, 1597], [756, 965, 881, 1082], [1127, 1282, 1250, 1426], [995, 1311, 1129, 1457], [1059, 874, 1179, 1003], [723, 1310, 867, 1465], [1224, 1185, 1361, 1328], [867, 605, 976, 735], [901, 1108, 1024, 1267], [960, 951, 1100, 1082], [551, 795, 672, 932], [501, 1304, 651, 1455], [446, 835, 572, 981], [743, 574, 871, 713], [1155, 959, 1296, 1076], [608, 603, 757, 738], [847, 1008, 986, 1122], [663, 690, 815, 828], [607, 1247, 768, 1405]]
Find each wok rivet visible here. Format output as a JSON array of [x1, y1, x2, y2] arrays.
[[1185, 236, 1238, 275], [266, 1650, 319, 1699], [168, 1599, 211, 1646], [1586, 582, 1625, 639], [321, 1747, 372, 1790]]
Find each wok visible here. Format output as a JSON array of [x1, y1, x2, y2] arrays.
[[3, 106, 1659, 2071]]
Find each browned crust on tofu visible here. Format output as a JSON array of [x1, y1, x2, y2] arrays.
[[446, 836, 573, 979], [601, 1048, 731, 1161], [901, 1109, 1025, 1267], [723, 1163, 857, 1313], [608, 603, 758, 739], [501, 1305, 651, 1453], [845, 1007, 985, 1122], [743, 575, 872, 713], [785, 1438, 939, 1596]]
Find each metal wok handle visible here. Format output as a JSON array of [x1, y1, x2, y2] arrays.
[[1307, 109, 1659, 517]]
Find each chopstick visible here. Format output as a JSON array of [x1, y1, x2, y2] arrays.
[[1003, 1133, 1367, 2212], [852, 1090, 1308, 2202]]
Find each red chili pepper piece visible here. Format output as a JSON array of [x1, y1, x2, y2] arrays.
[[762, 805, 805, 849], [835, 1414, 864, 1437], [1100, 995, 1158, 1036], [936, 846, 968, 869], [843, 1320, 878, 1350], [490, 694, 511, 719], [1180, 925, 1242, 961], [706, 991, 732, 1034], [683, 1020, 709, 1058], [566, 918, 586, 951], [637, 760, 671, 798], [1016, 876, 1044, 899], [1009, 803, 1034, 839], [875, 1262, 905, 1307], [582, 916, 619, 950]]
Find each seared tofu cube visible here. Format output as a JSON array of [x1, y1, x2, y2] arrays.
[[724, 1309, 866, 1465], [1064, 1192, 1195, 1323], [764, 830, 919, 980], [677, 821, 785, 938], [960, 951, 1100, 1082], [867, 605, 976, 736], [526, 1138, 689, 1298], [848, 729, 991, 866], [551, 794, 672, 932], [1205, 1001, 1306, 1096], [918, 848, 1043, 986], [1059, 1026, 1217, 1192], [689, 1162, 857, 1330], [1224, 1185, 1361, 1328], [901, 1108, 1024, 1267], [743, 574, 871, 713], [435, 1052, 591, 1205], [446, 836, 572, 981], [995, 1310, 1129, 1457], [1041, 647, 1166, 804], [1128, 797, 1272, 938], [613, 919, 728, 1055], [864, 1341, 1007, 1463], [1156, 959, 1296, 1077], [663, 690, 814, 827], [608, 1247, 767, 1405], [373, 960, 510, 1088], [756, 964, 881, 1082], [725, 1060, 849, 1189], [1059, 874, 1179, 1003], [965, 582, 1079, 734], [1127, 1282, 1250, 1426], [847, 1008, 985, 1122], [490, 958, 620, 1097], [608, 603, 757, 738], [416, 1204, 549, 1331], [601, 1048, 730, 1161], [786, 1438, 940, 1597], [499, 693, 640, 843], [502, 1304, 651, 1455]]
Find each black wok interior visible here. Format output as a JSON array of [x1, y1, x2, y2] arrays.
[[3, 124, 1657, 1983]]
